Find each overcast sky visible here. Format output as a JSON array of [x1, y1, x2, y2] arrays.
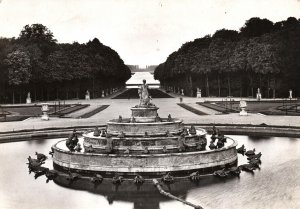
[[0, 0, 300, 67]]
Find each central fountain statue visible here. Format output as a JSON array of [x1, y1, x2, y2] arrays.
[[138, 79, 151, 106]]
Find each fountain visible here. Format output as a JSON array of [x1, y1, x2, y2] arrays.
[[51, 80, 238, 177], [25, 80, 267, 209]]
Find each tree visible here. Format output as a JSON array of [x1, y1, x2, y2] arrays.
[[4, 48, 31, 103], [154, 17, 300, 98], [18, 24, 57, 56], [240, 17, 273, 37], [210, 29, 238, 96]]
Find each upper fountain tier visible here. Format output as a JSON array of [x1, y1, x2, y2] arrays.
[[106, 80, 183, 135], [117, 79, 159, 123]]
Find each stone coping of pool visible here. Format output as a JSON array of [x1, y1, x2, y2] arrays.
[[52, 137, 237, 174]]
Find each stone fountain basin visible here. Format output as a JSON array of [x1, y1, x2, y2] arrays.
[[82, 129, 207, 154], [106, 119, 184, 136], [52, 136, 237, 176]]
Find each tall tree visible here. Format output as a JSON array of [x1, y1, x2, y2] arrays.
[[240, 17, 274, 37], [4, 48, 31, 103]]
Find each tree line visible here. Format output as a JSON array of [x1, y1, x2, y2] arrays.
[[154, 17, 300, 98], [0, 24, 131, 104]]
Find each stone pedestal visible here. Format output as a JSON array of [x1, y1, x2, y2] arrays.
[[102, 90, 105, 98], [289, 89, 293, 99], [256, 88, 262, 101], [26, 92, 31, 104], [41, 103, 49, 120], [197, 88, 201, 98], [239, 100, 248, 116], [26, 98, 31, 104], [85, 90, 90, 100], [181, 89, 184, 96], [239, 108, 248, 116], [131, 106, 159, 122]]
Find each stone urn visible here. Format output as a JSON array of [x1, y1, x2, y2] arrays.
[[239, 100, 248, 116], [41, 103, 49, 120]]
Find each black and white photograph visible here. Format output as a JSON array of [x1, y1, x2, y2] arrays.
[[0, 0, 300, 209]]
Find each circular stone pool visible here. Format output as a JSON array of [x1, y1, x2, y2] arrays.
[[52, 134, 237, 176], [0, 135, 299, 209]]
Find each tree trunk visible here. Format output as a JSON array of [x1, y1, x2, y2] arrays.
[[12, 88, 15, 104], [273, 78, 276, 98], [186, 73, 193, 96], [217, 74, 221, 97], [259, 74, 262, 89], [66, 87, 69, 100], [205, 73, 210, 97], [227, 73, 231, 96], [19, 87, 22, 104], [47, 87, 49, 101], [249, 75, 254, 97], [34, 85, 37, 101], [267, 76, 270, 98], [92, 76, 95, 99], [41, 87, 44, 101], [240, 75, 243, 97]]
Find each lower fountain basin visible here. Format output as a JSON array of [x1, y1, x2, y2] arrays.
[[52, 137, 238, 177]]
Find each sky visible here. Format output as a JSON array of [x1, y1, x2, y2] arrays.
[[0, 0, 300, 67]]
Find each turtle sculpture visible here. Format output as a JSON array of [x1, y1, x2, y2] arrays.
[[35, 152, 47, 162], [236, 144, 246, 154], [91, 174, 103, 184], [112, 175, 124, 184], [133, 175, 145, 185], [209, 141, 217, 150], [247, 152, 262, 160], [245, 148, 256, 156], [189, 125, 197, 135], [189, 171, 201, 182], [45, 169, 58, 183], [93, 127, 100, 136], [161, 172, 174, 184]]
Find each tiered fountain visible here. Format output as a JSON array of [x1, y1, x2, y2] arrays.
[[52, 80, 238, 178]]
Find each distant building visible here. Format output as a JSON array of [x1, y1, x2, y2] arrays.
[[126, 65, 160, 88]]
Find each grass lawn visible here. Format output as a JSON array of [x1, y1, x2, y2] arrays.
[[0, 104, 89, 122], [199, 100, 300, 116], [177, 103, 208, 115]]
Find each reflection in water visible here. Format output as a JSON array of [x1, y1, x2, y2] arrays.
[[248, 135, 272, 141], [53, 175, 236, 209], [0, 135, 299, 209]]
